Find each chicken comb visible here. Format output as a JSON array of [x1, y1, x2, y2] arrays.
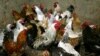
[[54, 20, 61, 30], [81, 20, 92, 29]]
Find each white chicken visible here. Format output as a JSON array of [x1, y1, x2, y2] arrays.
[[61, 5, 81, 39], [58, 29, 80, 56], [58, 41, 80, 56], [57, 5, 81, 56], [33, 21, 61, 49]]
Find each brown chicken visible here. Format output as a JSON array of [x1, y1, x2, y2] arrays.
[[3, 30, 27, 54], [3, 10, 27, 56]]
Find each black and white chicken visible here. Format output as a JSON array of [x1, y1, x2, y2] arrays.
[[82, 21, 100, 55]]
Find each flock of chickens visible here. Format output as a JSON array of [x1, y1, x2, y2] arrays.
[[0, 2, 100, 56]]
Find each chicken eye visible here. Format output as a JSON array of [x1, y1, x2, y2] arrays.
[[64, 15, 67, 18], [69, 16, 72, 18]]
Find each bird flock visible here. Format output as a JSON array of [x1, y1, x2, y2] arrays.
[[0, 2, 100, 56]]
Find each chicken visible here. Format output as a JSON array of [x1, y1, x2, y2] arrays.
[[58, 31, 80, 56], [3, 19, 27, 54], [32, 5, 49, 29], [81, 21, 100, 55], [63, 13, 76, 39], [53, 2, 61, 15], [26, 19, 75, 56], [33, 21, 61, 49], [61, 5, 74, 19], [72, 12, 81, 32], [3, 10, 27, 55], [20, 4, 37, 24], [62, 5, 81, 47], [58, 41, 80, 56], [12, 10, 22, 21]]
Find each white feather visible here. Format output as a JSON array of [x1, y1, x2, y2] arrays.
[[48, 14, 55, 27], [95, 45, 100, 49], [64, 11, 80, 38], [34, 6, 45, 21], [0, 32, 4, 46], [42, 23, 56, 45], [6, 24, 12, 31], [58, 41, 80, 56], [61, 10, 71, 19], [13, 19, 26, 42], [33, 23, 57, 48], [55, 14, 60, 21]]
